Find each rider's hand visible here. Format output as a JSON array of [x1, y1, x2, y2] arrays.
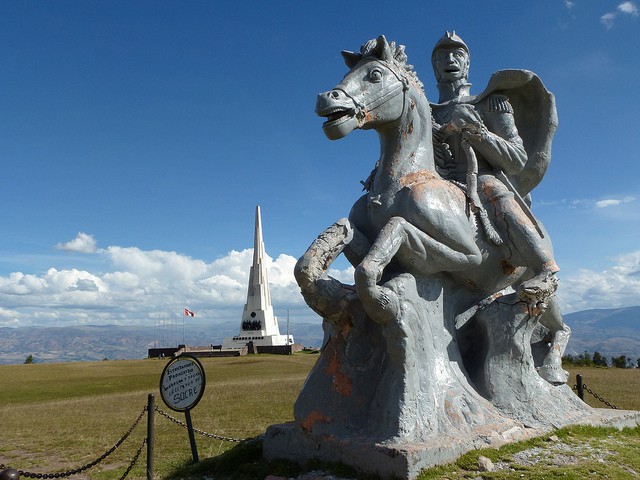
[[447, 104, 484, 134], [462, 129, 485, 146]]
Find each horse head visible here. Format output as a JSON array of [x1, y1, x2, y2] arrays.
[[316, 35, 426, 141]]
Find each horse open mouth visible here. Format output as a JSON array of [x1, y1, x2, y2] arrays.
[[321, 107, 355, 127]]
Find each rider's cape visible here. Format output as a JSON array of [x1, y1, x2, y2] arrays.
[[471, 69, 558, 198]]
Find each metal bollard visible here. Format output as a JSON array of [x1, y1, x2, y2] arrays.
[[147, 393, 154, 480], [0, 468, 20, 480], [576, 374, 584, 400]]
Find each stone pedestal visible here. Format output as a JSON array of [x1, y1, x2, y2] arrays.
[[263, 273, 639, 478]]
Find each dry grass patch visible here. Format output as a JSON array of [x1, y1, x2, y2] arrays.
[[0, 354, 318, 480], [564, 366, 640, 410]]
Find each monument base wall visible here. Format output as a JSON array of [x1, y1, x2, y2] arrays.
[[264, 409, 640, 479]]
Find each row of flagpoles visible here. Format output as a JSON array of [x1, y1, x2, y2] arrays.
[[154, 308, 196, 348]]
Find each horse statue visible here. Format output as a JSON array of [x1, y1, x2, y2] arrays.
[[306, 35, 569, 384], [265, 35, 599, 477]]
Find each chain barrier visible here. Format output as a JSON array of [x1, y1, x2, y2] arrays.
[[1, 401, 248, 480], [572, 382, 618, 409], [154, 406, 246, 443], [118, 438, 147, 480], [582, 383, 618, 409], [1, 405, 148, 479]]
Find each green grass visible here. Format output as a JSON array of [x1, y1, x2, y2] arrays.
[[1, 359, 639, 479], [0, 355, 318, 480], [416, 425, 640, 479]]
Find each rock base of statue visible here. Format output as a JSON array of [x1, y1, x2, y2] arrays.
[[263, 273, 640, 479]]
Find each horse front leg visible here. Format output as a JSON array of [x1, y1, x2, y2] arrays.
[[355, 216, 482, 324], [295, 218, 370, 323]]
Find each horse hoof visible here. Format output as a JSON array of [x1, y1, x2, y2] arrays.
[[518, 271, 559, 301], [537, 364, 569, 385]]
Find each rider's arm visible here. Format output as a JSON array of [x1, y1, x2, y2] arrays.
[[467, 95, 527, 175]]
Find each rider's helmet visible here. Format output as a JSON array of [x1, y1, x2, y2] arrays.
[[431, 31, 469, 61]]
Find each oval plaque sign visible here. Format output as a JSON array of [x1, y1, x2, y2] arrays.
[[159, 354, 206, 412]]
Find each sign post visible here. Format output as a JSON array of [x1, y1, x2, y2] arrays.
[[159, 354, 206, 463]]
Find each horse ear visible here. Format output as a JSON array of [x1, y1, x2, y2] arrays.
[[375, 35, 393, 62], [342, 50, 362, 69]]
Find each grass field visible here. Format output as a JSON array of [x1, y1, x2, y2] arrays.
[[564, 365, 640, 410], [1, 356, 639, 480], [0, 354, 318, 480]]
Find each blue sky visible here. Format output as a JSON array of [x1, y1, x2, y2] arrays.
[[0, 1, 638, 331]]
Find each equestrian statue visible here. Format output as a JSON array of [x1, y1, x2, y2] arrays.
[[264, 34, 604, 480]]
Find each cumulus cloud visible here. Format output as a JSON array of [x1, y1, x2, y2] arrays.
[[618, 1, 639, 15], [56, 232, 98, 253], [0, 240, 357, 328], [601, 1, 638, 28], [558, 251, 640, 312], [8, 230, 640, 328]]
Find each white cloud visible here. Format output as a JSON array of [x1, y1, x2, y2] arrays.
[[558, 251, 640, 312], [618, 1, 639, 15], [538, 195, 636, 211], [9, 233, 640, 328], [0, 242, 355, 328], [601, 2, 638, 28], [595, 196, 635, 208], [601, 12, 617, 28], [56, 232, 98, 254], [596, 199, 622, 208]]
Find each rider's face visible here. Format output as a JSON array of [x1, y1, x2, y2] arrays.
[[433, 47, 469, 83]]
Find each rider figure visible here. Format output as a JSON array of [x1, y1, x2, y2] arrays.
[[430, 31, 558, 297]]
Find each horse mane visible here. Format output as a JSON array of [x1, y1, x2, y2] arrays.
[[343, 35, 424, 92]]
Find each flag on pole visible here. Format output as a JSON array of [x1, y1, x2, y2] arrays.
[[184, 308, 195, 317]]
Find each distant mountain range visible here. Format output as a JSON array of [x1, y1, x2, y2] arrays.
[[563, 306, 640, 359], [1, 306, 638, 365], [0, 321, 325, 365]]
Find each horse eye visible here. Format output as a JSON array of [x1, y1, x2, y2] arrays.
[[369, 69, 383, 82]]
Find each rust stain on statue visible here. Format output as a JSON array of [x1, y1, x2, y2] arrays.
[[325, 352, 353, 396], [400, 169, 438, 187], [501, 259, 517, 275], [300, 410, 332, 433], [322, 254, 334, 271], [529, 304, 545, 316], [365, 110, 373, 122], [338, 318, 352, 338]]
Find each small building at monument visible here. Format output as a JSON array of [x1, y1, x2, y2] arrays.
[[222, 206, 294, 352]]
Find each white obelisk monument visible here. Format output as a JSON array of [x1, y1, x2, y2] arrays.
[[222, 206, 294, 350]]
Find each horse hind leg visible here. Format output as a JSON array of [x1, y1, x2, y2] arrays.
[[536, 297, 570, 385], [354, 216, 482, 324]]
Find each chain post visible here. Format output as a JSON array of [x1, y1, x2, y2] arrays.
[[576, 374, 584, 400], [184, 409, 199, 463], [146, 394, 154, 480], [0, 468, 20, 480]]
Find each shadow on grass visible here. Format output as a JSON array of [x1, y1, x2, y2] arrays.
[[165, 436, 383, 480]]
